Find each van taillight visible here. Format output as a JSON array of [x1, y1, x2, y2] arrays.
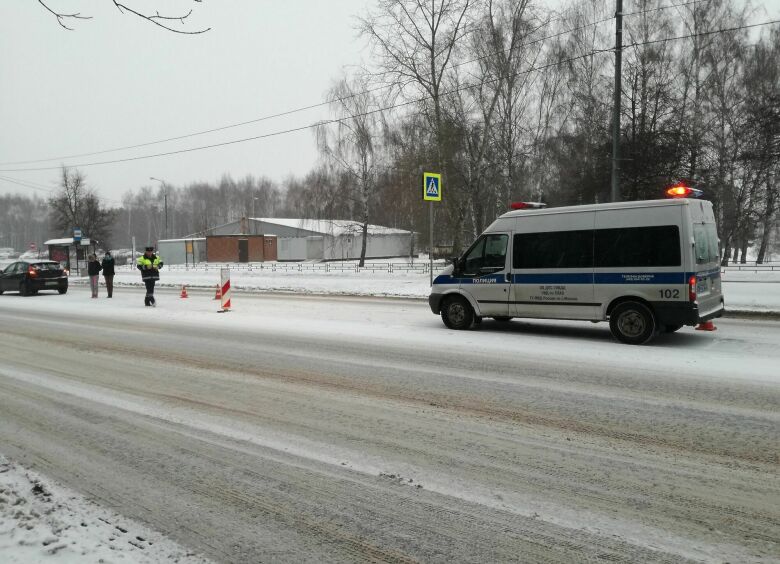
[[688, 275, 697, 302]]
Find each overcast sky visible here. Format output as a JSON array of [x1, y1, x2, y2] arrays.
[[1, 0, 778, 204], [0, 0, 373, 203]]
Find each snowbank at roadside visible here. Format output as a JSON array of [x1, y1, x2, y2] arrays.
[[0, 455, 210, 564]]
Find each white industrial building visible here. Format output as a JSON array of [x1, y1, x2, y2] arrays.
[[208, 218, 415, 261]]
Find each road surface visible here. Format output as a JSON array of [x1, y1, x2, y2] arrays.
[[0, 288, 778, 563]]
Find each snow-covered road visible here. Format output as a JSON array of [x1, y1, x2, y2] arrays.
[[0, 287, 778, 563]]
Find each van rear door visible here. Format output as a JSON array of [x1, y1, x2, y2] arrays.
[[692, 220, 724, 318]]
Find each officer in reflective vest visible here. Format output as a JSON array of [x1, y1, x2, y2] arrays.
[[137, 246, 164, 306]]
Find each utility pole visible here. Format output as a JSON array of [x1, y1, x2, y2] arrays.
[[610, 0, 623, 203]]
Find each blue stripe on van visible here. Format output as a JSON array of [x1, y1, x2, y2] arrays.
[[594, 272, 686, 284], [434, 270, 722, 286], [433, 274, 505, 285]]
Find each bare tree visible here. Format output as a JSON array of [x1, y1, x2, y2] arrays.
[[316, 75, 387, 266], [37, 0, 209, 34], [481, 0, 544, 208], [621, 0, 680, 201], [48, 167, 116, 247], [740, 27, 780, 263], [361, 0, 474, 174]]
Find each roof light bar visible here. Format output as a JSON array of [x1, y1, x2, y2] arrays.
[[665, 184, 703, 198], [510, 202, 547, 210]]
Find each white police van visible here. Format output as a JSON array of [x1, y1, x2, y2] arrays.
[[429, 198, 724, 344]]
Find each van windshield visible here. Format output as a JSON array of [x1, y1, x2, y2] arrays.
[[694, 224, 719, 264], [462, 234, 508, 275]]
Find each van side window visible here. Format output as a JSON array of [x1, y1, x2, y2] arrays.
[[595, 225, 680, 267], [463, 234, 508, 275], [513, 230, 593, 269]]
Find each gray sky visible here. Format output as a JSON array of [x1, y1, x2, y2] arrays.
[[0, 0, 372, 202], [1, 0, 778, 203]]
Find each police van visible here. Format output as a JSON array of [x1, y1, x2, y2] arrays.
[[428, 198, 724, 344]]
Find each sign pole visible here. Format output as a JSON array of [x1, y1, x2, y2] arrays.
[[73, 227, 82, 276], [429, 200, 434, 285], [422, 172, 442, 286]]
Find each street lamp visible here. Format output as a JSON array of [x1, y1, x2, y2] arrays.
[[150, 177, 168, 239]]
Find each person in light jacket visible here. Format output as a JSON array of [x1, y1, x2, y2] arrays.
[[101, 251, 115, 298], [87, 254, 102, 298], [136, 246, 164, 306]]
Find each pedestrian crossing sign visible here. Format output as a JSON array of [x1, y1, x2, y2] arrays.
[[423, 172, 442, 201]]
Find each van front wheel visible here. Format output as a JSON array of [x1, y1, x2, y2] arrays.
[[441, 296, 474, 330], [609, 301, 656, 345]]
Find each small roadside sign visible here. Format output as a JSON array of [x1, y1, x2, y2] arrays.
[[423, 172, 442, 202], [73, 228, 82, 243]]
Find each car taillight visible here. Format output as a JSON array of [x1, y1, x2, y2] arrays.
[[28, 267, 38, 278], [688, 275, 697, 302]]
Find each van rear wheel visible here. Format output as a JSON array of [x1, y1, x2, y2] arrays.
[[609, 301, 656, 345], [441, 296, 474, 330]]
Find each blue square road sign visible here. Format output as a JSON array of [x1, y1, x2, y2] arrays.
[[423, 172, 442, 201]]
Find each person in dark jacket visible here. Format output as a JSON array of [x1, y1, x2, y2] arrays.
[[101, 251, 115, 298], [87, 254, 102, 298], [137, 246, 164, 306]]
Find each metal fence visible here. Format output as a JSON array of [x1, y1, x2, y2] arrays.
[[119, 261, 445, 275], [119, 260, 780, 275], [722, 264, 780, 272]]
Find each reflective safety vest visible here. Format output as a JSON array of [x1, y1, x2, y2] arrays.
[[137, 254, 163, 280]]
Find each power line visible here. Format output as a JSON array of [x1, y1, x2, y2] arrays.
[[0, 0, 699, 168], [621, 18, 780, 50], [1, 18, 777, 175], [0, 49, 615, 173], [452, 0, 699, 72], [0, 174, 125, 205], [0, 175, 55, 194]]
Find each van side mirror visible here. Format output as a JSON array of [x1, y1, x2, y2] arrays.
[[449, 255, 462, 273]]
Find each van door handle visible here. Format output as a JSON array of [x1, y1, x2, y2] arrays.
[[505, 273, 511, 283]]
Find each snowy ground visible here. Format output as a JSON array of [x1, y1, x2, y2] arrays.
[[1, 271, 779, 562], [0, 455, 210, 564], [0, 267, 780, 564]]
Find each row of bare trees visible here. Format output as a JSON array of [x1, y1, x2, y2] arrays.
[[9, 0, 779, 265], [316, 0, 779, 264]]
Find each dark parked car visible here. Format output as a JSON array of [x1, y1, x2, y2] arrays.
[[0, 260, 68, 296]]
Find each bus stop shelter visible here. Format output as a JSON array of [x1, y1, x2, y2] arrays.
[[44, 237, 97, 274]]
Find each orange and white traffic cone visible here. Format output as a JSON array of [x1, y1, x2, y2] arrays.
[[214, 285, 221, 300], [695, 320, 717, 331], [180, 285, 188, 299]]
